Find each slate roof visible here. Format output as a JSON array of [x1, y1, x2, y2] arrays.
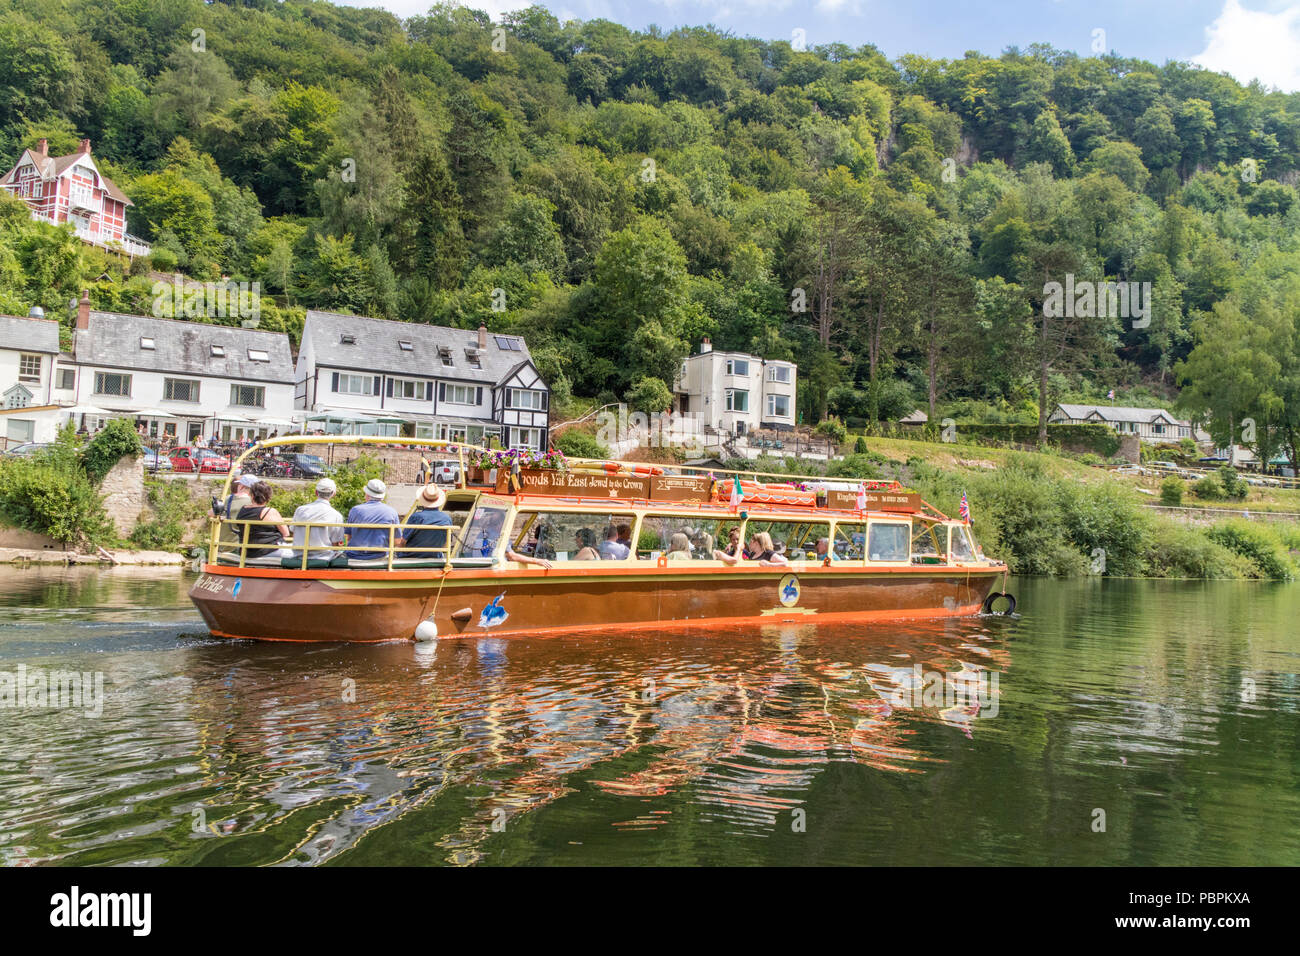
[[302, 310, 539, 386], [0, 314, 60, 354], [80, 311, 294, 384], [1, 148, 132, 205], [1054, 403, 1188, 425]]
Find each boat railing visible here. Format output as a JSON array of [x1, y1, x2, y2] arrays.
[[209, 517, 456, 571]]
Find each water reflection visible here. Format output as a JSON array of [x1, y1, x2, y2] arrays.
[[0, 569, 1296, 866]]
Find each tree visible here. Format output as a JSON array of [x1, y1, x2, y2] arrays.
[[389, 147, 466, 290]]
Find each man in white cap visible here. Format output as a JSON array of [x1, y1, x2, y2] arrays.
[[215, 473, 258, 549], [398, 484, 452, 559], [291, 477, 345, 562], [344, 478, 400, 561]]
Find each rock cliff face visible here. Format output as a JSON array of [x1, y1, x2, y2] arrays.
[[100, 455, 145, 538]]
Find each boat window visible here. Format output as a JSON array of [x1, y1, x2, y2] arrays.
[[911, 523, 945, 557], [637, 516, 728, 560], [459, 505, 509, 558], [833, 522, 865, 560], [948, 524, 976, 561], [509, 510, 633, 561], [867, 521, 911, 562], [746, 520, 830, 561]]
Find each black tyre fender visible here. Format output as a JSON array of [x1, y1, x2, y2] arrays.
[[982, 591, 1017, 615]]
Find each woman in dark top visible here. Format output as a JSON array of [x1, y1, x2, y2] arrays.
[[236, 481, 290, 558]]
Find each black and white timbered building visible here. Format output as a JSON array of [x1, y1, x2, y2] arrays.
[[295, 310, 550, 450]]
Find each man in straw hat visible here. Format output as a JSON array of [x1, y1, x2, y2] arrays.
[[345, 478, 400, 560], [399, 484, 453, 559]]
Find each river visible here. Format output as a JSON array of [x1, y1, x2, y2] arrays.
[[0, 568, 1295, 866]]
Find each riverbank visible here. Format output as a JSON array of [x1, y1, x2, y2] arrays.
[[0, 546, 185, 566]]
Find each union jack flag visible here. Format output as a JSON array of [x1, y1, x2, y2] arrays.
[[959, 491, 970, 524]]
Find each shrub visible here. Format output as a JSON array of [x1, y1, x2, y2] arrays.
[[0, 457, 114, 547], [129, 478, 204, 551], [1218, 464, 1247, 500], [1206, 521, 1295, 580], [624, 376, 673, 415], [1193, 476, 1223, 500], [82, 418, 142, 484], [854, 435, 868, 454], [1142, 521, 1255, 579], [554, 430, 611, 460], [1159, 476, 1184, 506], [826, 454, 881, 479], [814, 416, 849, 444]]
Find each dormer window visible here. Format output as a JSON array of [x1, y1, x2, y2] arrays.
[[340, 334, 356, 345], [248, 348, 269, 362], [439, 346, 454, 367], [140, 337, 155, 350], [466, 350, 482, 369], [210, 345, 225, 357], [398, 340, 413, 352]]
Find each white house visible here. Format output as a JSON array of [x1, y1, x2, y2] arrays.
[[295, 310, 550, 450], [63, 294, 296, 443], [0, 311, 64, 447], [673, 338, 796, 435], [1049, 403, 1193, 444]]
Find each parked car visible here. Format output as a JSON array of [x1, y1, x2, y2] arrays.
[[430, 459, 461, 484], [279, 452, 327, 478], [2, 442, 48, 457], [141, 448, 173, 472], [170, 446, 231, 474]]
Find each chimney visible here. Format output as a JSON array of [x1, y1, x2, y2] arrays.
[[36, 138, 47, 157], [78, 139, 91, 155], [478, 323, 487, 350], [76, 290, 91, 331], [700, 337, 712, 354]]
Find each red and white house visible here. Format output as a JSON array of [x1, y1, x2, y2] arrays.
[[0, 139, 150, 257]]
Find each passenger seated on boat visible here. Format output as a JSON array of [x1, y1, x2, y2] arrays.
[[599, 525, 630, 560], [572, 528, 600, 560], [616, 523, 632, 550], [236, 481, 290, 559], [666, 533, 692, 561], [692, 530, 714, 558], [399, 484, 452, 559], [715, 532, 787, 566], [815, 537, 837, 560], [216, 474, 257, 550], [291, 477, 345, 560], [345, 479, 399, 560], [717, 527, 746, 560]]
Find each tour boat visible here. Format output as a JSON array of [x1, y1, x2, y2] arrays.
[[188, 437, 1013, 643]]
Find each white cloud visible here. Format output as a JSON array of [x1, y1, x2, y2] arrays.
[[1194, 0, 1300, 92]]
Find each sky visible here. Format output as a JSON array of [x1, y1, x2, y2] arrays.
[[335, 0, 1300, 92]]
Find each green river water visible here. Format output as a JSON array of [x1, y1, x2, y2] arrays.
[[0, 567, 1295, 866]]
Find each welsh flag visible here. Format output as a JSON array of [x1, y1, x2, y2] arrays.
[[729, 475, 744, 508]]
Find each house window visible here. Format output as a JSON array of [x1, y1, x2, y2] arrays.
[[767, 394, 790, 418], [507, 388, 544, 410], [442, 384, 479, 405], [767, 365, 791, 383], [1152, 424, 1165, 435], [210, 345, 225, 357], [55, 367, 75, 390], [510, 427, 542, 451], [18, 354, 42, 382], [495, 336, 522, 351], [230, 384, 265, 408], [439, 348, 454, 368], [725, 389, 749, 412], [93, 372, 131, 397], [334, 373, 373, 395], [398, 340, 413, 352], [340, 334, 356, 345], [725, 359, 750, 376], [389, 378, 430, 401], [139, 337, 155, 350], [247, 349, 269, 362], [466, 350, 481, 369], [164, 378, 200, 403]]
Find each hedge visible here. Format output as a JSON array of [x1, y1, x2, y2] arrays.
[[954, 422, 1121, 457]]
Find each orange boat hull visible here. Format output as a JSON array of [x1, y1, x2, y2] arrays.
[[189, 563, 1005, 643]]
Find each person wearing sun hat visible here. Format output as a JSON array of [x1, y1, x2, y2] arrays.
[[214, 472, 259, 549], [344, 477, 400, 560], [398, 483, 453, 559]]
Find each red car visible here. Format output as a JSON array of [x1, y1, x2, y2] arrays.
[[170, 446, 231, 474]]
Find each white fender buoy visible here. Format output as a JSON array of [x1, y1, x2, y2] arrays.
[[414, 620, 438, 642]]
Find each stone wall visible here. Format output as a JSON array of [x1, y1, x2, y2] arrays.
[[1116, 435, 1141, 463], [101, 455, 145, 538], [328, 447, 432, 484]]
